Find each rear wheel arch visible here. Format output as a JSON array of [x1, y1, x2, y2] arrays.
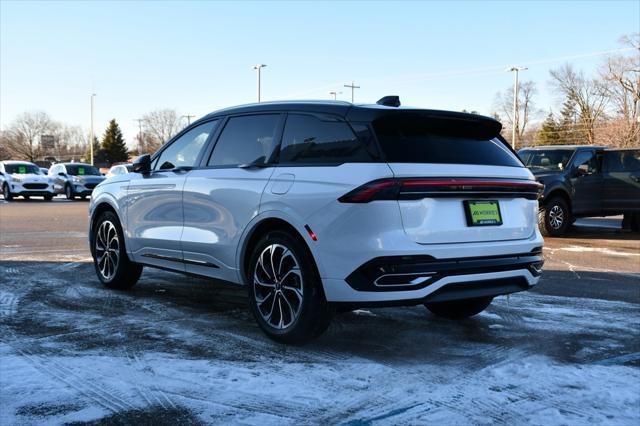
[[240, 218, 321, 287]]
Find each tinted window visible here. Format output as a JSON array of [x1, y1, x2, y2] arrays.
[[519, 149, 574, 171], [280, 114, 372, 164], [605, 150, 640, 172], [66, 164, 100, 176], [4, 163, 40, 174], [373, 114, 522, 167], [572, 150, 598, 173], [155, 121, 218, 171], [208, 114, 280, 167]]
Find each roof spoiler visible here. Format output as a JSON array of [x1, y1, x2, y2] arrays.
[[376, 96, 401, 107]]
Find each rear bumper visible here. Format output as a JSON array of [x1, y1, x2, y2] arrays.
[[322, 251, 542, 304]]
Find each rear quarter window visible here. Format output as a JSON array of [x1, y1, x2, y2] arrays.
[[373, 113, 522, 167]]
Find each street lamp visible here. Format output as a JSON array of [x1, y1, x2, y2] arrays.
[[253, 64, 267, 102], [507, 67, 527, 148], [90, 93, 97, 165], [329, 91, 342, 100]]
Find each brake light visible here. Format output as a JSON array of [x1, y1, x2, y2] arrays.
[[338, 178, 543, 203]]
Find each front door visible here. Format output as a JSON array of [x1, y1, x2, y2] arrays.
[[127, 121, 218, 271], [181, 114, 282, 281], [570, 149, 603, 215]]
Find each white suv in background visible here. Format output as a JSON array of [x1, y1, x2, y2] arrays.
[[0, 161, 55, 201], [88, 99, 544, 343]]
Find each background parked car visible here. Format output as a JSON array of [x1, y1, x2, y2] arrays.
[[48, 163, 105, 200], [519, 145, 640, 235], [105, 163, 133, 179], [39, 167, 49, 175], [0, 160, 55, 201]]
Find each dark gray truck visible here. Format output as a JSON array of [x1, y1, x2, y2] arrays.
[[518, 145, 640, 236]]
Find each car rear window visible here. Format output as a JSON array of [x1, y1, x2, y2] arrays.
[[604, 150, 640, 172], [372, 113, 522, 167]]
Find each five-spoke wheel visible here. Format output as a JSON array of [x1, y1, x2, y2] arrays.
[[95, 220, 120, 281]]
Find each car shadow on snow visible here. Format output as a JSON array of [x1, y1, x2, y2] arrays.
[[1, 261, 638, 370]]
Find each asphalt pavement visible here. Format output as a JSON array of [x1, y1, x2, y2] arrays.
[[1, 197, 639, 424]]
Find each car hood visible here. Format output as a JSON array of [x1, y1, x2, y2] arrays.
[[11, 173, 50, 182]]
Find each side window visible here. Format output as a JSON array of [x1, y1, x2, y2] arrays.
[[605, 150, 640, 172], [208, 114, 280, 167], [280, 114, 371, 164], [154, 121, 218, 171], [572, 151, 597, 173]]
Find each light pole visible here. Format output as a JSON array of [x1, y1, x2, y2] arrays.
[[329, 91, 342, 100], [90, 93, 96, 165], [253, 64, 267, 102], [344, 81, 360, 103], [181, 115, 195, 126], [507, 67, 527, 148], [134, 118, 144, 152]]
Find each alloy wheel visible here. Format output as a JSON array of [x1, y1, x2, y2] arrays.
[[549, 205, 564, 229], [95, 220, 119, 281], [253, 243, 304, 330]]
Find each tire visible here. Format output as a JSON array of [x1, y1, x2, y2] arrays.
[[631, 213, 640, 233], [92, 211, 142, 289], [539, 196, 571, 237], [2, 183, 12, 201], [247, 230, 332, 344], [81, 195, 87, 200], [44, 195, 53, 201], [425, 296, 493, 319], [23, 195, 30, 200], [65, 184, 75, 200]]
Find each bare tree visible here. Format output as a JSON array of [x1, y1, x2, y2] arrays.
[[492, 81, 538, 148], [4, 111, 54, 161], [141, 109, 184, 152], [549, 64, 609, 145], [600, 33, 640, 147]]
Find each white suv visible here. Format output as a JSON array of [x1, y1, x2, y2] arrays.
[[0, 161, 55, 201], [88, 99, 544, 343]]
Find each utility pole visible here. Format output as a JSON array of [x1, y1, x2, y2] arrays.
[[133, 118, 144, 152], [507, 67, 527, 148], [181, 115, 195, 126], [90, 93, 96, 165], [329, 91, 342, 100], [343, 81, 360, 103], [253, 64, 267, 102]]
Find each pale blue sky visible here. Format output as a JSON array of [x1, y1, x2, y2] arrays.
[[1, 0, 639, 146]]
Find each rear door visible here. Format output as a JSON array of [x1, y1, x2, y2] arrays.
[[181, 114, 281, 281], [372, 112, 537, 244], [127, 121, 217, 270], [602, 150, 640, 213]]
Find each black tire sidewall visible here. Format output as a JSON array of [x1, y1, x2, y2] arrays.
[[3, 184, 12, 200], [93, 211, 140, 289], [247, 231, 329, 343], [541, 197, 571, 237], [65, 184, 73, 199]]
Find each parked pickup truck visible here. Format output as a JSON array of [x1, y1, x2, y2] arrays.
[[518, 145, 640, 236]]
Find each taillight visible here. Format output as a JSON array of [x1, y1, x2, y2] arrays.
[[339, 178, 543, 203]]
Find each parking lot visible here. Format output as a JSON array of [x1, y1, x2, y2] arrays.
[[1, 197, 639, 424]]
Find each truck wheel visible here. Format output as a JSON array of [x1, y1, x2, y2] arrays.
[[539, 196, 571, 237], [631, 213, 640, 233]]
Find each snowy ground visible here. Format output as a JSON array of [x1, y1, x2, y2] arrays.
[[1, 201, 639, 424]]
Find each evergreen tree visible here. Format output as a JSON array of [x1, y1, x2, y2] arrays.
[[101, 119, 129, 165], [557, 97, 579, 144], [83, 136, 105, 164], [535, 113, 561, 146]]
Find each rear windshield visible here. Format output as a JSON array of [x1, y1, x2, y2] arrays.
[[66, 165, 100, 176], [519, 149, 574, 171], [4, 164, 40, 174], [372, 114, 521, 167]]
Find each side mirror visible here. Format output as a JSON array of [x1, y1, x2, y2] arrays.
[[133, 154, 151, 174], [576, 164, 590, 176]]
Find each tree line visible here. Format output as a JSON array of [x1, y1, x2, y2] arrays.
[[0, 109, 189, 165], [493, 33, 639, 149]]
